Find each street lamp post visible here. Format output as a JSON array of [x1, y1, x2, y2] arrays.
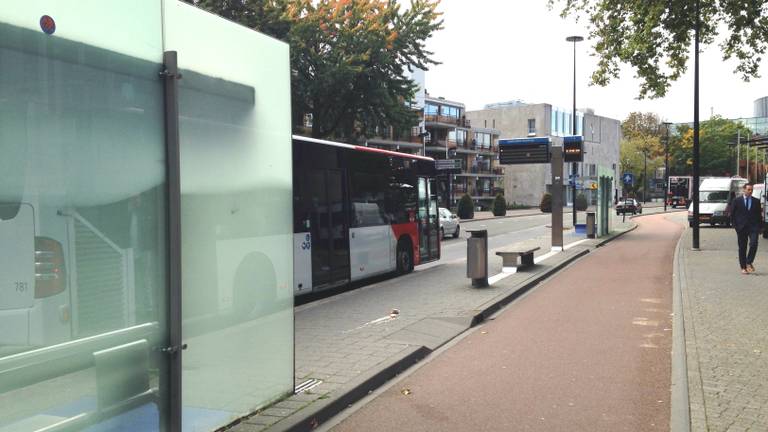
[[566, 35, 584, 226], [692, 0, 701, 250], [663, 122, 672, 212], [643, 150, 648, 203]]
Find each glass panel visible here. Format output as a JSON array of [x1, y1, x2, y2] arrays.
[[162, 2, 294, 430], [0, 1, 168, 431]]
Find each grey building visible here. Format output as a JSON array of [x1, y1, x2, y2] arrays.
[[466, 102, 621, 207]]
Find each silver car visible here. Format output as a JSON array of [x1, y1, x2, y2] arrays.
[[439, 207, 460, 239]]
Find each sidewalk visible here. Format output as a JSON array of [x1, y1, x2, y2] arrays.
[[675, 226, 768, 431], [225, 214, 639, 431]]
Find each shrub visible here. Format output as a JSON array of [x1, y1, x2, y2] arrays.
[[575, 193, 588, 211], [539, 192, 552, 213], [457, 194, 474, 219], [492, 194, 507, 216]]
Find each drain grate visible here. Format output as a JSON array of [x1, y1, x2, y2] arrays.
[[295, 378, 322, 394]]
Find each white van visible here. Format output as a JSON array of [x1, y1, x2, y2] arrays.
[[688, 176, 747, 227]]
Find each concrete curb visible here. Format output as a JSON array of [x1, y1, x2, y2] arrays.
[[670, 227, 691, 432], [470, 248, 591, 326], [279, 345, 431, 432], [460, 210, 542, 223], [262, 223, 639, 432]]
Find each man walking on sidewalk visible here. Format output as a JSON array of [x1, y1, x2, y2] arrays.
[[730, 183, 763, 274]]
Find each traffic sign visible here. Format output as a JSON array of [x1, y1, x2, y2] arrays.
[[622, 173, 634, 185]]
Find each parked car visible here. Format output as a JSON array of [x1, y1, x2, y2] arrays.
[[616, 198, 642, 215], [439, 207, 460, 239]]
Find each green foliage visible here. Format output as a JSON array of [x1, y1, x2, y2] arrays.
[[575, 193, 588, 211], [492, 194, 506, 217], [539, 192, 552, 213], [186, 0, 443, 141], [549, 0, 768, 98], [506, 201, 531, 210], [457, 194, 474, 219], [671, 116, 751, 177]]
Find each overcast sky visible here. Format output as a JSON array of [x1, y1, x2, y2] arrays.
[[421, 0, 768, 123]]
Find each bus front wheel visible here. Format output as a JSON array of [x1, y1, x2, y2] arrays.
[[396, 240, 414, 274]]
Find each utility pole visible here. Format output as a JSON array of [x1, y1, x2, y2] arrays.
[[692, 0, 701, 250], [663, 122, 672, 212], [737, 129, 741, 177], [566, 35, 584, 226]]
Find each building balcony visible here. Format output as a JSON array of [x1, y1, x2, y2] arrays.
[[424, 115, 471, 128]]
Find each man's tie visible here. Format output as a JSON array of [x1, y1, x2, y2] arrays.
[[746, 197, 751, 211]]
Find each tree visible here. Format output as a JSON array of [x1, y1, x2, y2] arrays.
[[619, 112, 665, 197], [457, 194, 474, 219], [548, 0, 768, 98], [492, 194, 506, 216], [539, 192, 552, 213], [673, 116, 752, 176], [186, 0, 443, 141]]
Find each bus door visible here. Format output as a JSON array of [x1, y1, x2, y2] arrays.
[[417, 177, 440, 264], [308, 169, 350, 289]]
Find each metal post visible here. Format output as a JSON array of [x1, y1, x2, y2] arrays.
[[747, 133, 751, 181], [161, 50, 183, 432], [692, 0, 701, 250], [551, 147, 564, 250], [643, 150, 648, 203], [664, 122, 671, 212], [737, 129, 741, 177], [566, 35, 583, 226]]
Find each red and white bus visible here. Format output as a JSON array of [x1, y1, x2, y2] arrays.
[[293, 136, 440, 295]]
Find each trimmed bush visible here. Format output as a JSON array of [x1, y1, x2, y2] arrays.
[[539, 192, 552, 213], [575, 193, 588, 211], [457, 194, 474, 219], [492, 194, 507, 217]]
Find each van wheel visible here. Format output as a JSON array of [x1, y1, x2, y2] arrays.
[[440, 227, 445, 241], [396, 240, 414, 274], [453, 225, 460, 238]]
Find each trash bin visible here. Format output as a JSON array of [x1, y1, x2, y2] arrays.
[[586, 212, 596, 239], [466, 229, 488, 287]]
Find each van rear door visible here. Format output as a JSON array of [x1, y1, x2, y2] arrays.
[[0, 203, 35, 310]]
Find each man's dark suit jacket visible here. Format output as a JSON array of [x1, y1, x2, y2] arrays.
[[730, 195, 763, 231]]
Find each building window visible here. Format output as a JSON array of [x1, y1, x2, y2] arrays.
[[527, 118, 536, 135], [425, 103, 438, 116]]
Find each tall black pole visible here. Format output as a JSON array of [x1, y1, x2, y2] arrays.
[[566, 36, 583, 225], [643, 151, 648, 203], [664, 122, 671, 212], [692, 0, 701, 249]]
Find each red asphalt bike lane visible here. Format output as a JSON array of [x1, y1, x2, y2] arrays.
[[330, 213, 684, 432]]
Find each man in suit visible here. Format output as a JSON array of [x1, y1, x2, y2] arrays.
[[730, 183, 764, 274]]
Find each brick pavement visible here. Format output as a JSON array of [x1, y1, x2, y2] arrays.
[[677, 225, 768, 432]]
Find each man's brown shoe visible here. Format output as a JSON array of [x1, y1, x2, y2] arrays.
[[747, 264, 755, 273], [742, 268, 749, 275]]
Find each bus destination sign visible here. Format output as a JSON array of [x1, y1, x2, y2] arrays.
[[498, 137, 550, 165], [563, 135, 584, 163]]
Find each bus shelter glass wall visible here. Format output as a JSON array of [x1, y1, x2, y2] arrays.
[[0, 1, 169, 431], [163, 2, 294, 430]]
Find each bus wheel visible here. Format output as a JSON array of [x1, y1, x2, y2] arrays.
[[396, 240, 413, 274]]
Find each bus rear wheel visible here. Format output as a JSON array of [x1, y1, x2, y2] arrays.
[[396, 240, 414, 274]]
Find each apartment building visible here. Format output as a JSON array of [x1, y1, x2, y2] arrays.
[[466, 102, 621, 207]]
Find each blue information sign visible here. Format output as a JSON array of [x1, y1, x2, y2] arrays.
[[622, 173, 634, 185]]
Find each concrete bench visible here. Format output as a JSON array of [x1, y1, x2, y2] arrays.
[[496, 247, 540, 273]]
